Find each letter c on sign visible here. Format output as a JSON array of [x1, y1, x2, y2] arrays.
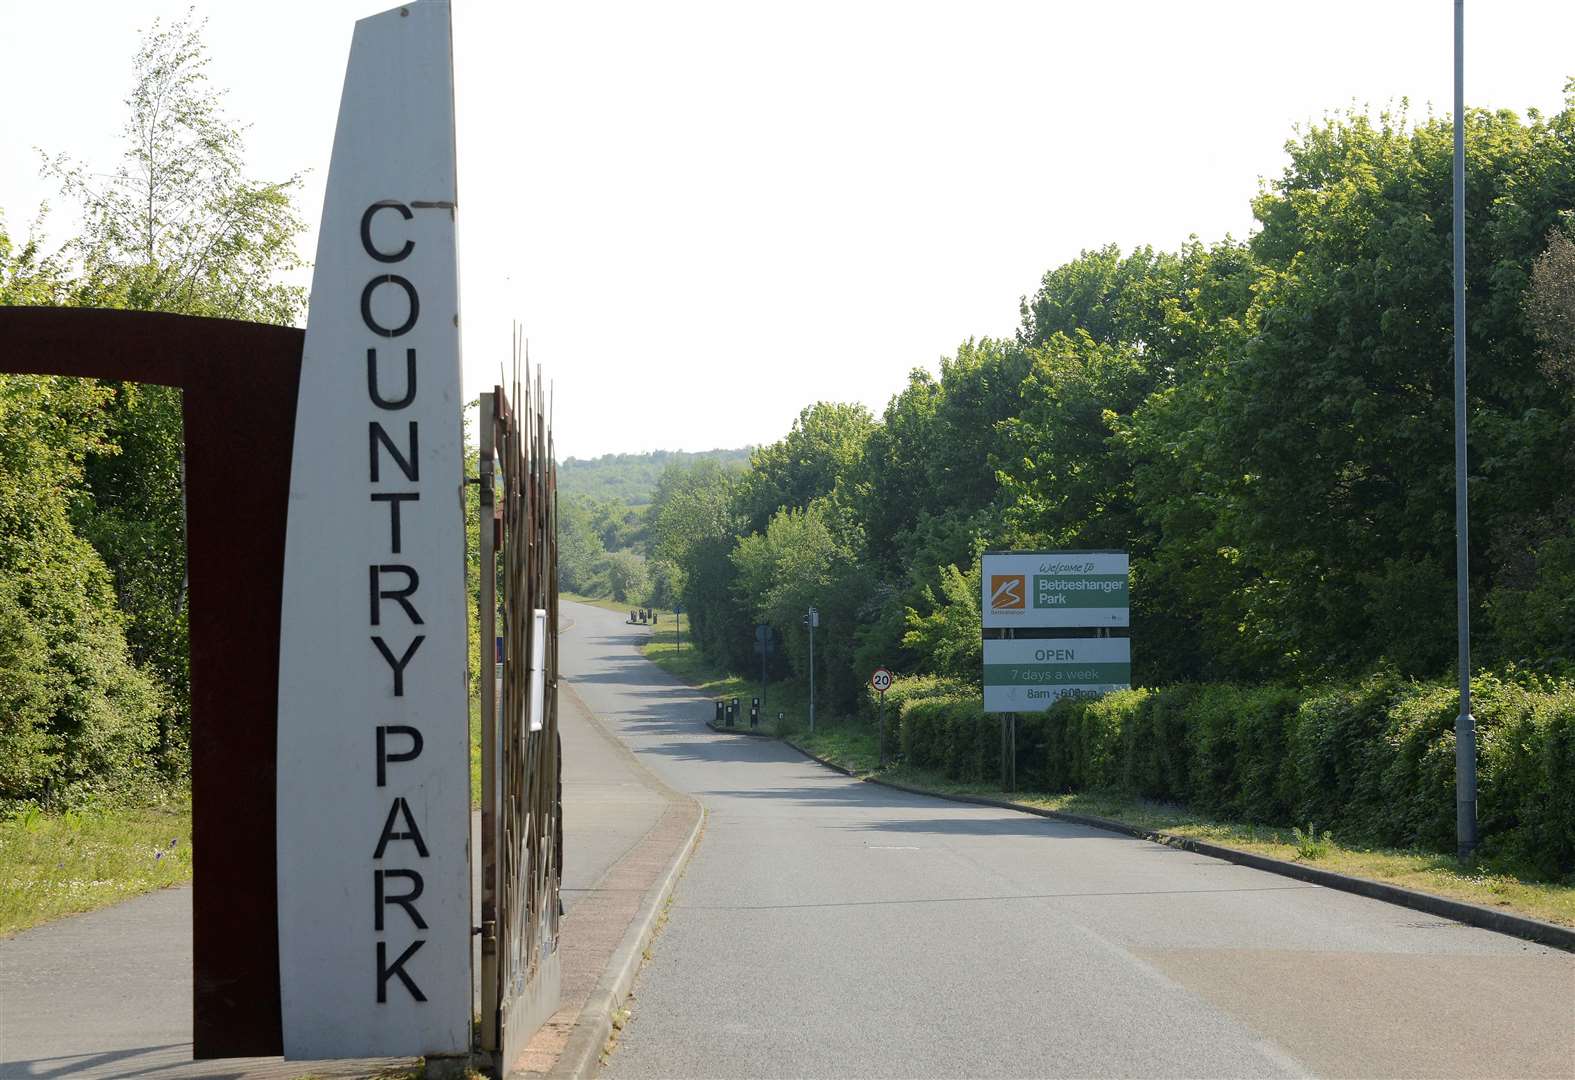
[[361, 201, 414, 263], [362, 275, 420, 337]]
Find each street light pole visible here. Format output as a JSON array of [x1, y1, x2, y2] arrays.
[[1452, 0, 1478, 860]]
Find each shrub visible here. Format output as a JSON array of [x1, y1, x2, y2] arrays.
[[1476, 672, 1575, 877], [1122, 684, 1197, 802], [1289, 673, 1403, 837], [881, 667, 1575, 878]]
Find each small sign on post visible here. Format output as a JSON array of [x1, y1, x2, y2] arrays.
[[871, 667, 893, 766]]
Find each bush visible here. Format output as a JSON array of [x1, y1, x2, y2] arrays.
[[896, 668, 1575, 878], [1476, 672, 1575, 877]]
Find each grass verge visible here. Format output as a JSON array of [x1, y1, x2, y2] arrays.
[[637, 635, 1575, 930], [0, 797, 193, 936], [790, 721, 1575, 930]]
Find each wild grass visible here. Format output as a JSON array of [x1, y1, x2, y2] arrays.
[[0, 797, 193, 936]]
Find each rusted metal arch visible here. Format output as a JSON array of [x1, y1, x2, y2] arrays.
[[1, 305, 299, 1056]]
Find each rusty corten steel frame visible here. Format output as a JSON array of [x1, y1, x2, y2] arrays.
[[1, 305, 297, 1056]]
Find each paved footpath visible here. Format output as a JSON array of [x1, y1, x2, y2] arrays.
[[559, 602, 1575, 1079], [0, 625, 680, 1080]]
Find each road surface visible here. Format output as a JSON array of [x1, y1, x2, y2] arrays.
[[0, 646, 672, 1079], [559, 601, 1575, 1079]]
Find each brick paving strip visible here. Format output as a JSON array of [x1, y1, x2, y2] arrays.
[[510, 686, 703, 1079]]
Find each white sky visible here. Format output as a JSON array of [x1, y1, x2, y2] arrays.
[[3, 1, 1572, 459]]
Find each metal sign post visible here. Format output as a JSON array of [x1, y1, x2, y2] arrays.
[[805, 607, 820, 732], [755, 623, 773, 715], [871, 668, 893, 767]]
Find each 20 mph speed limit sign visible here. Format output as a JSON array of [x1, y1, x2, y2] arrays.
[[870, 668, 893, 694]]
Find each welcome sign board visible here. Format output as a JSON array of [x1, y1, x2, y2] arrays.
[[981, 551, 1129, 629], [982, 638, 1132, 713], [276, 0, 471, 1058]]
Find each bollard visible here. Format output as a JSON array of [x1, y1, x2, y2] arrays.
[[726, 700, 735, 727], [749, 703, 759, 728], [715, 700, 724, 727]]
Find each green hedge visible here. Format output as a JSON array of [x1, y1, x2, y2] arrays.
[[885, 670, 1575, 878]]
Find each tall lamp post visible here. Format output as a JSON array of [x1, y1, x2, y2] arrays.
[[1452, 0, 1478, 860]]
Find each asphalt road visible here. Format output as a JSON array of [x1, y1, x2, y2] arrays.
[[559, 602, 1575, 1079]]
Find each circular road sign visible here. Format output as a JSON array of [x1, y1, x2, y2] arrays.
[[870, 667, 893, 694]]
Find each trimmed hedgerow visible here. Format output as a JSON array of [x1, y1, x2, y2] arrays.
[[887, 670, 1575, 877]]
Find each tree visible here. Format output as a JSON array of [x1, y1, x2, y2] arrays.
[[648, 460, 752, 669], [39, 9, 306, 322], [599, 550, 649, 605], [1124, 100, 1575, 679], [0, 374, 165, 803], [0, 214, 71, 307], [1526, 223, 1575, 387], [557, 496, 609, 596], [21, 11, 313, 774], [901, 561, 982, 681], [731, 499, 873, 708], [735, 402, 875, 534]]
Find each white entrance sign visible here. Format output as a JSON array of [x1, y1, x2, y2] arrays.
[[276, 1, 470, 1058], [981, 551, 1130, 629], [982, 638, 1132, 713]]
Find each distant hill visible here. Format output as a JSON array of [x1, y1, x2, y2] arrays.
[[558, 447, 752, 506]]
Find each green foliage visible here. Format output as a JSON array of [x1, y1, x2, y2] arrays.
[[1291, 823, 1333, 860], [0, 573, 57, 798], [646, 459, 753, 670], [556, 495, 609, 596], [599, 550, 649, 604], [1128, 102, 1575, 679], [0, 12, 311, 802], [736, 402, 875, 534], [1524, 223, 1575, 387], [901, 561, 981, 681], [558, 448, 750, 507], [74, 383, 188, 772], [630, 95, 1574, 881], [0, 377, 166, 805], [730, 499, 874, 708], [38, 9, 305, 322], [0, 798, 191, 935], [899, 693, 993, 783], [887, 672, 1575, 877]]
